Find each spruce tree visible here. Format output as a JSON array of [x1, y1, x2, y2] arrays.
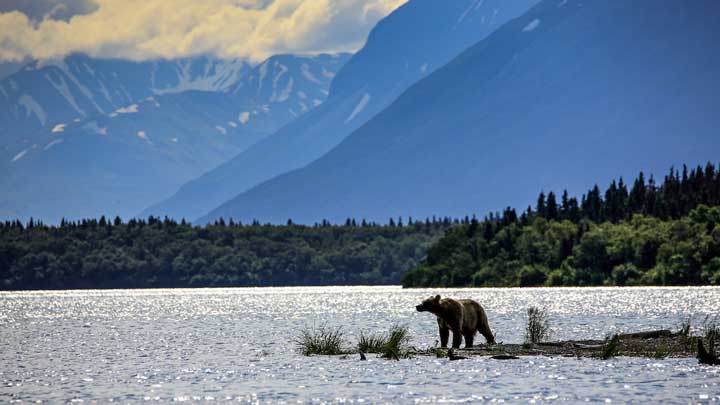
[[546, 192, 559, 220]]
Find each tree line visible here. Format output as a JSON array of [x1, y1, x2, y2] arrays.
[[3, 163, 719, 290], [0, 216, 457, 290], [402, 163, 720, 287]]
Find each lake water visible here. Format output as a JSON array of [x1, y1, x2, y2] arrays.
[[1, 286, 719, 403]]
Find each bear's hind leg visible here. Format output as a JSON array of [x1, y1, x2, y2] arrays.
[[451, 329, 463, 349], [439, 327, 449, 348], [464, 333, 474, 348]]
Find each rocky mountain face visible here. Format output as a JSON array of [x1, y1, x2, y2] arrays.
[[142, 0, 539, 221], [0, 53, 349, 222], [198, 0, 720, 224]]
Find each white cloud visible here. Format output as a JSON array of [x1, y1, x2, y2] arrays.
[[0, 0, 407, 63]]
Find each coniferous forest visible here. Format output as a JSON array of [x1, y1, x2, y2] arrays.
[[402, 163, 720, 287], [0, 216, 452, 290], [2, 163, 720, 290]]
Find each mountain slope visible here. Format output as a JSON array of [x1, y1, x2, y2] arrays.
[[143, 0, 539, 221], [0, 54, 349, 222], [200, 0, 720, 224], [0, 54, 251, 147]]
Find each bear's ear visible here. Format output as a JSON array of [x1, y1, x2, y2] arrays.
[[434, 294, 441, 301]]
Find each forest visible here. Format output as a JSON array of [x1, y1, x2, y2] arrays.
[[2, 163, 719, 290], [0, 216, 452, 290], [402, 163, 720, 287]]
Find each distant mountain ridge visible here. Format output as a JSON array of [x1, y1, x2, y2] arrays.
[[142, 0, 540, 221], [0, 54, 251, 144], [0, 53, 349, 222], [198, 0, 720, 224]]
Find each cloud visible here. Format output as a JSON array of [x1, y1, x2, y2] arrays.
[[0, 0, 408, 63]]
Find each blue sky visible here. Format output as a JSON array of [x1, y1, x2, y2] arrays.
[[0, 0, 407, 63]]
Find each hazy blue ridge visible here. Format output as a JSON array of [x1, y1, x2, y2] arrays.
[[0, 53, 349, 223], [198, 0, 720, 225], [143, 0, 539, 222]]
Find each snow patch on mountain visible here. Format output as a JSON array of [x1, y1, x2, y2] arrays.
[[346, 93, 370, 123], [45, 73, 86, 117], [523, 19, 541, 32], [115, 104, 139, 114], [270, 64, 290, 102], [321, 68, 335, 79], [276, 77, 293, 103], [153, 58, 250, 94], [52, 123, 66, 133], [457, 0, 485, 25], [50, 59, 105, 114], [44, 139, 63, 151], [258, 61, 269, 91], [12, 149, 28, 162], [239, 112, 250, 124], [83, 121, 107, 136], [301, 64, 322, 85], [19, 95, 47, 125]]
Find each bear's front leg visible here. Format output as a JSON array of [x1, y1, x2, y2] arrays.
[[451, 329, 463, 349], [439, 327, 449, 348]]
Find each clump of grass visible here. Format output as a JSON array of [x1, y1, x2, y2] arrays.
[[295, 325, 347, 356], [524, 306, 551, 345], [701, 316, 719, 358], [357, 330, 388, 354], [600, 334, 621, 360], [653, 343, 669, 359], [357, 325, 413, 360], [677, 315, 692, 340], [381, 325, 412, 360]]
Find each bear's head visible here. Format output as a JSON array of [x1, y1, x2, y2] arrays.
[[416, 295, 441, 313]]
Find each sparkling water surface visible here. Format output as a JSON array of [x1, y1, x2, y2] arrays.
[[1, 286, 719, 403]]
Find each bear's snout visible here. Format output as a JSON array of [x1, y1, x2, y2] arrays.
[[416, 305, 425, 312]]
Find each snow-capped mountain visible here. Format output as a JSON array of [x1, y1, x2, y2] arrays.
[[142, 0, 539, 221], [0, 53, 350, 223], [226, 54, 348, 133], [0, 54, 251, 144], [197, 0, 720, 224]]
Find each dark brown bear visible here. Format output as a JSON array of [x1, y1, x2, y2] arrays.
[[416, 295, 495, 348]]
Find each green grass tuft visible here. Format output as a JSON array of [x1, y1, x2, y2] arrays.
[[702, 315, 719, 358], [295, 325, 347, 356], [357, 325, 413, 360], [381, 324, 412, 360], [358, 330, 388, 354], [601, 334, 621, 360], [653, 343, 669, 359], [524, 306, 551, 344]]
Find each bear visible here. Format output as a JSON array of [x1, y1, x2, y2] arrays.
[[416, 295, 495, 348]]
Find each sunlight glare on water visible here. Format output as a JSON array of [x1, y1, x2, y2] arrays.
[[1, 286, 719, 402]]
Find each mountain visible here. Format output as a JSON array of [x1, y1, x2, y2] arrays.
[[0, 60, 26, 80], [0, 53, 349, 222], [198, 0, 720, 224], [0, 54, 251, 145], [142, 0, 540, 221]]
